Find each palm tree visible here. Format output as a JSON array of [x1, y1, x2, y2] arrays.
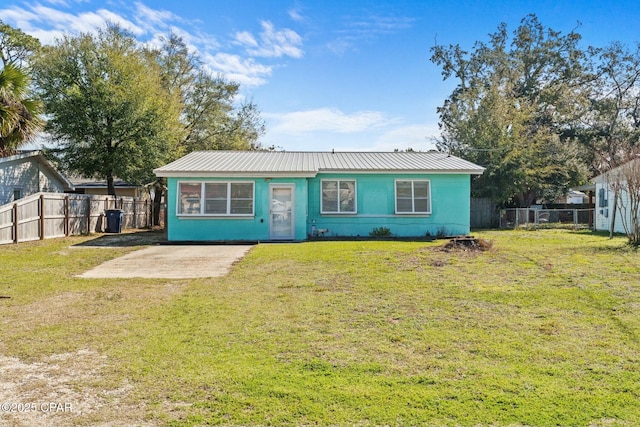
[[0, 63, 43, 156]]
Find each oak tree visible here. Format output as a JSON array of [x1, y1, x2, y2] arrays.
[[33, 25, 185, 195], [431, 15, 589, 206]]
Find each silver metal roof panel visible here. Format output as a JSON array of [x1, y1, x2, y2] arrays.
[[154, 151, 485, 177]]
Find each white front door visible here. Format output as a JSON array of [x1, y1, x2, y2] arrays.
[[270, 185, 295, 240]]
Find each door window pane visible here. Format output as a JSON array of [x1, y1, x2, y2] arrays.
[[271, 187, 293, 238]]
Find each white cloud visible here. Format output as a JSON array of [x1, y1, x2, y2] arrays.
[[366, 124, 441, 152], [288, 7, 306, 23], [266, 108, 397, 134], [25, 28, 66, 45], [348, 15, 414, 34], [234, 31, 259, 48], [0, 5, 144, 44], [42, 0, 72, 6], [328, 14, 414, 54], [234, 21, 303, 58], [0, 2, 302, 88], [134, 2, 180, 29], [262, 119, 441, 152], [0, 7, 45, 35], [203, 52, 272, 86]]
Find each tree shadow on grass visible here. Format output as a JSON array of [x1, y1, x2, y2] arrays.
[[586, 242, 638, 254]]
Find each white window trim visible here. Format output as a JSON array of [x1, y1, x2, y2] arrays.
[[394, 179, 431, 215], [177, 181, 255, 217], [320, 179, 357, 214]]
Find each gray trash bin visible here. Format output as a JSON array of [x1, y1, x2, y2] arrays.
[[105, 209, 124, 233]]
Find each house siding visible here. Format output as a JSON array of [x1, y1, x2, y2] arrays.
[[594, 180, 631, 234], [308, 173, 471, 237], [166, 177, 308, 241], [166, 173, 472, 241], [0, 156, 66, 205]]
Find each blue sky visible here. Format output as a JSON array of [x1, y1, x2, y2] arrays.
[[2, 0, 639, 152]]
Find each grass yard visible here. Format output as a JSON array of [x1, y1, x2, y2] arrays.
[[1, 229, 640, 426]]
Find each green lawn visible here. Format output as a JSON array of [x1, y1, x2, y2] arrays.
[[1, 229, 639, 426]]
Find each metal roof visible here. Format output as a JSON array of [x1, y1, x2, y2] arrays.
[[154, 151, 485, 177]]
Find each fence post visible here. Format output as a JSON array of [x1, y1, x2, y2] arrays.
[[39, 194, 45, 240], [150, 198, 154, 228], [64, 196, 70, 236], [573, 209, 578, 230], [86, 196, 92, 234], [12, 202, 18, 243], [144, 199, 148, 228], [133, 198, 137, 229]]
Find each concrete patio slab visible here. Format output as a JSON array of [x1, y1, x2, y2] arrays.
[[77, 245, 252, 279]]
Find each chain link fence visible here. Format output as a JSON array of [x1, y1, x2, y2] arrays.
[[499, 208, 594, 230]]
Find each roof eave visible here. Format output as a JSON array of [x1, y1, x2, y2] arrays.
[[155, 169, 485, 177], [317, 168, 485, 174], [154, 171, 317, 178]]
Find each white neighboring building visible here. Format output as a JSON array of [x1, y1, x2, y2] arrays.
[[0, 151, 74, 205], [593, 160, 640, 234], [566, 190, 589, 204]]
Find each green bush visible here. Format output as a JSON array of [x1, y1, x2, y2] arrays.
[[369, 226, 392, 237]]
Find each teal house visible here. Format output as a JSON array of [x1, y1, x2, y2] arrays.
[[154, 151, 484, 241]]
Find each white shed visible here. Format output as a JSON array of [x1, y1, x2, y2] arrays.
[[0, 151, 74, 205]]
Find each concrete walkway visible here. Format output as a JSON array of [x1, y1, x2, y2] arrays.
[[77, 245, 253, 279]]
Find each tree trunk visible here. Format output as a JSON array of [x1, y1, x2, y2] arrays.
[[106, 173, 116, 197], [515, 190, 535, 208], [153, 183, 164, 226], [609, 189, 618, 239]]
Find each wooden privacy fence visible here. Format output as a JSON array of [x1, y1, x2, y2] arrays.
[[470, 197, 497, 229], [0, 192, 152, 245]]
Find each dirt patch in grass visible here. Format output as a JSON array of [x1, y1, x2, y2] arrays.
[[0, 280, 190, 426], [0, 349, 149, 427]]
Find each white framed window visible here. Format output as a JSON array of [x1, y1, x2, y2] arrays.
[[178, 181, 254, 216], [395, 180, 431, 214], [321, 179, 356, 214]]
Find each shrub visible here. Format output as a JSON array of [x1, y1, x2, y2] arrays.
[[370, 226, 392, 237]]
